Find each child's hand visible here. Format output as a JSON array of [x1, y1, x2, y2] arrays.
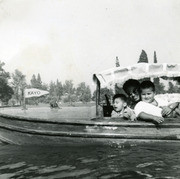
[[130, 113, 136, 121], [123, 112, 130, 119], [123, 108, 136, 121], [161, 106, 172, 117], [152, 116, 164, 124]]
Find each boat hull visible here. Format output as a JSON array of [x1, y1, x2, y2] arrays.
[[0, 113, 180, 145]]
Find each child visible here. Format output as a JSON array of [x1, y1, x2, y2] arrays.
[[111, 94, 136, 121], [134, 81, 180, 123]]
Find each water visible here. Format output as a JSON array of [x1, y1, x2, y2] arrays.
[[0, 143, 180, 179], [0, 107, 96, 121]]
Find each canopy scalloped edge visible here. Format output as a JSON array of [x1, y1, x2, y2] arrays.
[[93, 63, 180, 88]]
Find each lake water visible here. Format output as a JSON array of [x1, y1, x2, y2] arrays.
[[0, 142, 180, 179], [0, 106, 96, 121]]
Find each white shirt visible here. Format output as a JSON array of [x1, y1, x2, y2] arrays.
[[134, 101, 162, 117], [111, 107, 136, 121], [111, 110, 123, 117]]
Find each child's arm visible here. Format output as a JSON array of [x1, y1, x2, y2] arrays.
[[160, 106, 172, 117], [138, 112, 164, 124], [168, 102, 179, 110], [134, 101, 164, 124], [160, 102, 179, 117]]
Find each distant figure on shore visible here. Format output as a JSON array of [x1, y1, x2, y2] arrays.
[[50, 99, 61, 109]]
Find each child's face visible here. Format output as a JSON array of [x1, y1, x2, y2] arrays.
[[113, 98, 126, 112], [141, 88, 155, 103], [126, 86, 140, 102]]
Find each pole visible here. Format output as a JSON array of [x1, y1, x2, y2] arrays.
[[22, 88, 27, 110], [93, 74, 101, 118], [95, 78, 100, 117]]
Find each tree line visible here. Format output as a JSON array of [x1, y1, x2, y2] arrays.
[[0, 61, 92, 106]]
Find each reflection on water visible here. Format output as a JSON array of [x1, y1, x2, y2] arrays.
[[0, 143, 180, 178]]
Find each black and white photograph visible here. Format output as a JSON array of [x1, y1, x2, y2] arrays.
[[0, 0, 180, 178]]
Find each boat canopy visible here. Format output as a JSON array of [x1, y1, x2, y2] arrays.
[[93, 63, 180, 88]]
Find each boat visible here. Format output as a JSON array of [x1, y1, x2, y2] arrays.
[[0, 63, 180, 145]]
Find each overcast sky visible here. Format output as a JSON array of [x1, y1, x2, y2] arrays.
[[0, 0, 180, 90]]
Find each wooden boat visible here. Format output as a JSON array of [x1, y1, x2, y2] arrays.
[[0, 63, 180, 145], [0, 112, 180, 145]]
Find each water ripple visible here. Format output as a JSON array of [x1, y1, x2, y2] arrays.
[[0, 143, 179, 178], [38, 165, 76, 174]]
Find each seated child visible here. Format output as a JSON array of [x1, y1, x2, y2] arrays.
[[111, 94, 136, 121], [134, 81, 180, 123]]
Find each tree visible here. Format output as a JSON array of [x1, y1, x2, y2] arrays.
[[49, 80, 63, 100], [167, 81, 175, 93], [41, 83, 48, 90], [0, 78, 14, 104], [36, 73, 42, 89], [153, 78, 165, 94], [11, 69, 27, 105], [30, 74, 43, 89], [115, 56, 120, 67], [0, 61, 13, 104], [55, 79, 63, 100], [0, 61, 10, 81], [49, 81, 56, 97], [138, 50, 148, 63], [154, 51, 157, 63], [76, 82, 91, 103], [167, 81, 180, 93], [83, 86, 91, 103], [30, 74, 37, 88], [63, 80, 76, 104], [63, 80, 74, 94]]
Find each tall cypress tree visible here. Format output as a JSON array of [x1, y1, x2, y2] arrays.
[[36, 73, 42, 89], [138, 50, 148, 63], [115, 56, 120, 67], [154, 51, 157, 63], [30, 74, 37, 88]]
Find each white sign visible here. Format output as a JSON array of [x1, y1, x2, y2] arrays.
[[24, 88, 49, 98]]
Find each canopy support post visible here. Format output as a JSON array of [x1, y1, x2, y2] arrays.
[[95, 78, 100, 117]]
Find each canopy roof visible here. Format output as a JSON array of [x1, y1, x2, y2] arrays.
[[93, 63, 180, 88]]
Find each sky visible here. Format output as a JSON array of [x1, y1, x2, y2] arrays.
[[0, 0, 180, 91]]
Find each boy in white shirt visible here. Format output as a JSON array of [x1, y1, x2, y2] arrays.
[[134, 81, 180, 124]]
